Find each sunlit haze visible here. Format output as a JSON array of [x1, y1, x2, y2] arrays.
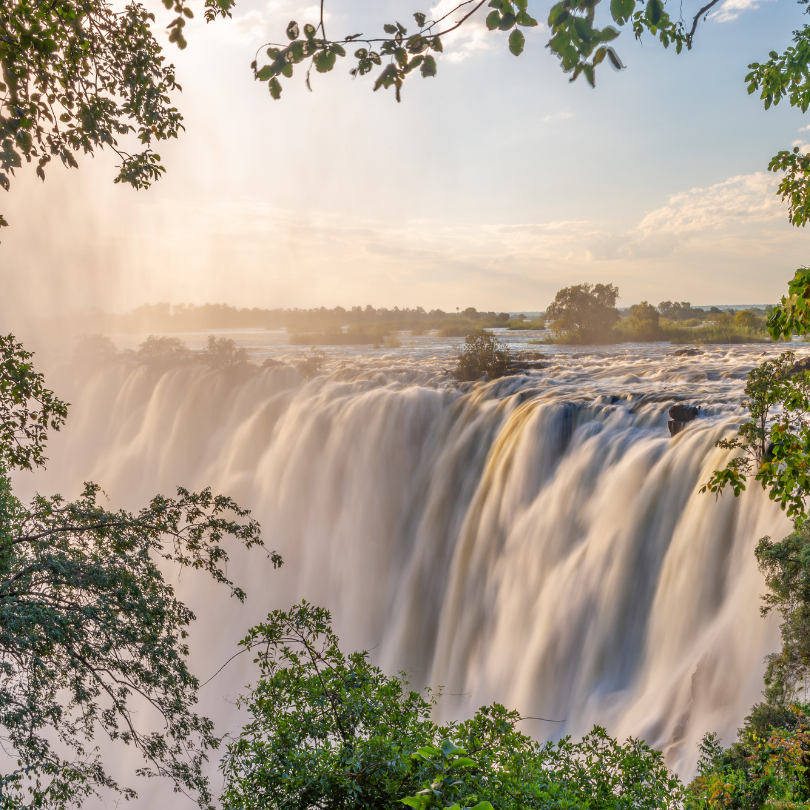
[[2, 0, 808, 318]]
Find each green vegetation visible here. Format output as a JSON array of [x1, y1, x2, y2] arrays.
[[545, 283, 620, 344], [454, 330, 511, 381], [690, 276, 810, 808], [221, 602, 684, 810], [50, 304, 525, 338], [201, 335, 250, 368], [0, 334, 279, 808]]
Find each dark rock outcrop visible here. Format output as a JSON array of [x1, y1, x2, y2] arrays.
[[668, 403, 699, 437], [673, 348, 703, 357]]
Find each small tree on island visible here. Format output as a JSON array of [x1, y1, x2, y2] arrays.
[[546, 283, 620, 344], [454, 330, 510, 381], [202, 335, 250, 369]]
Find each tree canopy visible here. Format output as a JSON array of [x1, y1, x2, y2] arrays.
[[546, 282, 620, 343], [221, 602, 684, 810]]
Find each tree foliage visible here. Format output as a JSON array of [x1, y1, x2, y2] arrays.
[[454, 330, 510, 381], [701, 351, 810, 521], [221, 602, 684, 810], [0, 334, 280, 808], [201, 335, 249, 369], [0, 334, 68, 470], [687, 706, 810, 810], [546, 282, 619, 343]]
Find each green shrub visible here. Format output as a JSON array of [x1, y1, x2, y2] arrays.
[[454, 330, 510, 381], [439, 319, 477, 337], [222, 603, 685, 810], [201, 335, 249, 368], [136, 334, 192, 365]]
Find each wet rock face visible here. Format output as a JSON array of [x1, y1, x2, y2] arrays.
[[668, 403, 699, 437], [673, 348, 704, 357], [670, 404, 699, 422]]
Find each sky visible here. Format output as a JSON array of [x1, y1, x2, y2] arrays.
[[2, 0, 809, 315]]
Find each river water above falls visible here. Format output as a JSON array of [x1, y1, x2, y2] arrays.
[[13, 335, 806, 804]]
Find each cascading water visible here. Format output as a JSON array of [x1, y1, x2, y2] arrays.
[[13, 339, 796, 805]]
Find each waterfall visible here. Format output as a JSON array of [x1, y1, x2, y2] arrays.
[[14, 346, 789, 803]]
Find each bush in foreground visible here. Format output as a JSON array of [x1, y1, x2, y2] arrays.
[[221, 602, 684, 810]]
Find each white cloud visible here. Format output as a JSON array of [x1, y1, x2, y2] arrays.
[[543, 110, 573, 122], [636, 172, 781, 235], [708, 0, 775, 23]]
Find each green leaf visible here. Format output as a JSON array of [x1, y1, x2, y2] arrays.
[[286, 20, 299, 40], [509, 28, 525, 55], [610, 0, 635, 25], [646, 0, 663, 26], [256, 65, 274, 80], [498, 12, 517, 29], [606, 46, 623, 68], [414, 12, 426, 27], [384, 23, 397, 33], [303, 23, 316, 39], [268, 77, 282, 99], [486, 10, 501, 29], [314, 49, 337, 72], [516, 10, 539, 26], [420, 54, 437, 77]]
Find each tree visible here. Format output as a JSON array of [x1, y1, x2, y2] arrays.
[[454, 330, 510, 381], [0, 0, 234, 231], [201, 335, 249, 369], [0, 333, 280, 808], [221, 602, 685, 810], [545, 283, 619, 343], [628, 301, 661, 341], [137, 334, 192, 366], [702, 351, 810, 519]]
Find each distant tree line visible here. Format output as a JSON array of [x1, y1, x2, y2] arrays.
[[68, 303, 535, 335], [544, 284, 774, 345]]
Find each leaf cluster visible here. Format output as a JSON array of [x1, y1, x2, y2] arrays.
[[1, 0, 181, 214], [221, 602, 686, 810], [454, 330, 511, 381], [701, 351, 810, 522], [687, 705, 810, 810], [0, 336, 280, 807], [546, 283, 620, 343], [0, 334, 68, 470]]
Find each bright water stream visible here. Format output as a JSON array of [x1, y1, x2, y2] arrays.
[[13, 335, 804, 804]]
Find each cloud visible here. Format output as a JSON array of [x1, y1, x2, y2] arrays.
[[543, 110, 573, 122], [708, 0, 775, 23], [636, 172, 781, 235]]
